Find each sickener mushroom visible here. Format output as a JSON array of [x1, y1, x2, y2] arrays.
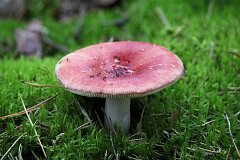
[[55, 41, 184, 132]]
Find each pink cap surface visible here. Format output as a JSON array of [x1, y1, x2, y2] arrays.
[[55, 41, 184, 97]]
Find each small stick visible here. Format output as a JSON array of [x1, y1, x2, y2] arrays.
[[73, 4, 87, 40], [52, 133, 65, 145], [21, 81, 62, 88], [234, 111, 240, 117], [0, 93, 60, 119], [151, 113, 165, 116], [43, 36, 68, 52], [108, 36, 114, 42], [206, 0, 214, 20], [102, 16, 128, 27], [77, 102, 93, 125], [201, 119, 215, 127], [226, 148, 231, 160], [171, 24, 186, 37], [209, 41, 214, 59], [225, 114, 240, 158], [198, 146, 221, 154], [20, 97, 47, 158], [104, 150, 108, 160], [110, 132, 117, 159], [129, 138, 145, 142], [0, 133, 26, 160], [227, 87, 240, 91], [94, 110, 105, 131], [155, 7, 171, 28], [224, 50, 240, 57], [74, 121, 93, 131], [8, 153, 15, 159], [128, 154, 142, 160], [31, 149, 40, 160], [139, 105, 146, 130], [18, 144, 23, 160]]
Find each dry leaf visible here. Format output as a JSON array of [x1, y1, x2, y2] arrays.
[[0, 0, 25, 19], [15, 20, 43, 58]]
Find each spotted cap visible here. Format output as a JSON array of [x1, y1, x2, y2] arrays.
[[55, 41, 184, 98]]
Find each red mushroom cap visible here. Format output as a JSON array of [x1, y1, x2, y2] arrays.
[[55, 41, 184, 98]]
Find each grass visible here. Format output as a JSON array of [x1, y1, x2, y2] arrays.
[[0, 0, 240, 159]]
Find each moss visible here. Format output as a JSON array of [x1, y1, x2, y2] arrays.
[[0, 0, 239, 159]]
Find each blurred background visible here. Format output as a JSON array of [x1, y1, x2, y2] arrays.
[[0, 0, 238, 58]]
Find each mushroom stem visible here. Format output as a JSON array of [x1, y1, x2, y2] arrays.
[[104, 97, 130, 132]]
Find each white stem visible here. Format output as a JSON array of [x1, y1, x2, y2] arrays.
[[104, 97, 130, 132]]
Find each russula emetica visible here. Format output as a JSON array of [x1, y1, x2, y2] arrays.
[[55, 41, 184, 132]]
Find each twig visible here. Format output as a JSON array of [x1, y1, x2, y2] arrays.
[[171, 128, 180, 134], [225, 114, 240, 158], [223, 49, 240, 57], [198, 146, 221, 154], [52, 133, 65, 145], [31, 149, 40, 160], [153, 118, 159, 137], [155, 143, 164, 147], [154, 151, 163, 157], [227, 87, 240, 91], [21, 81, 62, 88], [18, 144, 23, 160], [209, 41, 214, 59], [188, 145, 221, 156], [139, 105, 146, 130], [219, 90, 240, 95], [73, 4, 87, 40], [116, 153, 120, 160], [129, 132, 146, 139], [110, 132, 117, 159], [155, 7, 171, 28], [128, 154, 142, 160], [43, 36, 68, 52], [77, 102, 93, 125], [186, 147, 195, 152], [206, 0, 214, 20], [104, 150, 108, 160], [0, 93, 60, 119], [151, 113, 165, 116], [202, 119, 215, 126], [20, 97, 47, 158], [171, 24, 186, 37], [234, 111, 240, 117], [129, 138, 145, 143], [94, 110, 105, 130], [108, 36, 114, 42], [1, 133, 26, 160], [74, 121, 93, 131], [196, 119, 215, 127], [226, 148, 231, 160], [7, 153, 14, 160], [102, 16, 128, 27]]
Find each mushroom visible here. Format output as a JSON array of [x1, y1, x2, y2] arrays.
[[55, 41, 184, 132]]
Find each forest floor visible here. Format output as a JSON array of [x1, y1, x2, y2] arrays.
[[0, 0, 240, 159]]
